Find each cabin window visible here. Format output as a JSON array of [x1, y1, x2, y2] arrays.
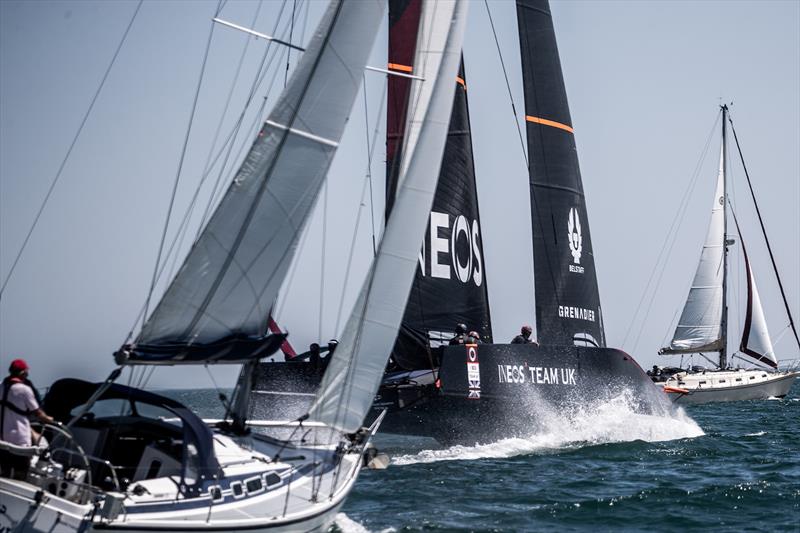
[[245, 477, 264, 494], [209, 486, 223, 502], [231, 482, 244, 498], [264, 473, 281, 486]]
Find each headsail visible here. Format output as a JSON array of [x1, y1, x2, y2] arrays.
[[126, 0, 385, 364], [734, 219, 778, 368], [309, 0, 469, 433], [516, 0, 605, 347], [661, 146, 725, 354], [386, 0, 492, 370]]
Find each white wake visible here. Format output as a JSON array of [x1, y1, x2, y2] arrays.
[[392, 390, 704, 466]]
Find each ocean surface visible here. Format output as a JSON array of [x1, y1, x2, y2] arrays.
[[167, 383, 799, 532]]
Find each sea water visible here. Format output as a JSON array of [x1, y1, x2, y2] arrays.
[[168, 383, 799, 532]]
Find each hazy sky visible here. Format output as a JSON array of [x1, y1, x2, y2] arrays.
[[1, 0, 798, 390]]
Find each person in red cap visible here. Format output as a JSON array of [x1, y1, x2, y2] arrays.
[[1, 358, 55, 480]]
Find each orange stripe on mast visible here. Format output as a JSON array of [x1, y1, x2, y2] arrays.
[[525, 115, 574, 133], [388, 62, 413, 73]]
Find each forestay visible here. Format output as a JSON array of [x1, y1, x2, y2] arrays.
[[128, 1, 384, 364], [308, 0, 469, 433], [662, 147, 725, 354]]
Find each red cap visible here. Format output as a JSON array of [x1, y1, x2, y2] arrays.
[[9, 359, 29, 374]]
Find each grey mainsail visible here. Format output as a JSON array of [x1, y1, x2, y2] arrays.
[[308, 0, 468, 433], [127, 0, 384, 364]]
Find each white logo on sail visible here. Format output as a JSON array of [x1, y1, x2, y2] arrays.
[[567, 207, 582, 264]]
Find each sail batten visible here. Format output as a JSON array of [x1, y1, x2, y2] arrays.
[[517, 0, 605, 348], [309, 0, 469, 433], [128, 0, 385, 365]]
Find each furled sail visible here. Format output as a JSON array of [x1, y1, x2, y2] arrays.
[[661, 147, 725, 354], [386, 1, 492, 370], [516, 0, 605, 348], [309, 0, 468, 433], [126, 0, 385, 364], [736, 223, 778, 368]]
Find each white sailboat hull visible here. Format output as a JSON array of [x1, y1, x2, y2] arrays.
[[664, 370, 798, 404], [0, 434, 364, 533]]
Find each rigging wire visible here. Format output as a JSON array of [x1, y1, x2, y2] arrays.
[[622, 110, 721, 353], [0, 0, 144, 301], [166, 0, 266, 284], [141, 0, 225, 326], [334, 75, 387, 334], [728, 113, 800, 353], [284, 0, 297, 88], [483, 0, 528, 168]]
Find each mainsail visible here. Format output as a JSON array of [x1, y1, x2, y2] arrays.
[[309, 0, 468, 433], [128, 0, 384, 364], [386, 1, 492, 370], [662, 146, 726, 354], [516, 0, 605, 348]]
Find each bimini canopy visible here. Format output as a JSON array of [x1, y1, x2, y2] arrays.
[[44, 378, 221, 491]]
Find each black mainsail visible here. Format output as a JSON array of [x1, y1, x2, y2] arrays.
[[517, 0, 605, 348], [386, 0, 492, 370]]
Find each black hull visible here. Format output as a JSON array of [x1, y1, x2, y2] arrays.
[[373, 344, 671, 444], [251, 344, 671, 445]]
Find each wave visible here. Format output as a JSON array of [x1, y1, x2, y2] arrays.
[[333, 513, 394, 533], [392, 389, 704, 466]]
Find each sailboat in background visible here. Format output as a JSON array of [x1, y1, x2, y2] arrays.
[[1, 0, 469, 529], [655, 105, 800, 404]]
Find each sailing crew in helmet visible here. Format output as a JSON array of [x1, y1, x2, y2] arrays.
[[1, 359, 55, 480], [449, 323, 468, 345], [511, 325, 538, 345], [466, 331, 483, 344]]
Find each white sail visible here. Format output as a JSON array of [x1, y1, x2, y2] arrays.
[[308, 0, 469, 433], [663, 145, 726, 353], [133, 1, 384, 361], [740, 237, 778, 367]]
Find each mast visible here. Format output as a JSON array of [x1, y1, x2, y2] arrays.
[[720, 104, 729, 369]]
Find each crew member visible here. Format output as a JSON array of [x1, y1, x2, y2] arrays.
[[449, 324, 468, 345], [511, 325, 537, 345], [466, 331, 482, 344], [1, 359, 55, 480]]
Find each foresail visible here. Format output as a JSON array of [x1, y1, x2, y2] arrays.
[[738, 224, 778, 368], [128, 0, 385, 364], [387, 0, 492, 369], [662, 146, 725, 354], [308, 0, 468, 433], [517, 0, 605, 348]]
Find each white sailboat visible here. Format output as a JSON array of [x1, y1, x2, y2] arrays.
[[655, 105, 799, 404], [0, 0, 468, 530]]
